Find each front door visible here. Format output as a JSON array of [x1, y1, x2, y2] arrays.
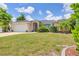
[[33, 23, 38, 31]]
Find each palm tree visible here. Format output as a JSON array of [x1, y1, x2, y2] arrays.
[[0, 8, 12, 32], [59, 20, 71, 33]]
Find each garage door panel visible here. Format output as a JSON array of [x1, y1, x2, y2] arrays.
[[13, 24, 29, 32]]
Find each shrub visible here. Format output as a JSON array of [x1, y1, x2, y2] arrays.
[[49, 25, 57, 32], [72, 29, 79, 50], [37, 26, 49, 32], [72, 19, 79, 51], [2, 25, 9, 32]]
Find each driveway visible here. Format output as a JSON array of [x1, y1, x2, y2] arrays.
[[0, 32, 35, 37]]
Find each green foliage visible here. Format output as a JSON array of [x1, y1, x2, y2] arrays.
[[0, 7, 12, 32], [37, 26, 49, 32], [72, 24, 79, 50], [58, 20, 71, 33], [68, 18, 76, 30], [58, 17, 76, 33], [72, 28, 79, 50], [49, 25, 57, 32], [0, 22, 3, 27], [71, 3, 79, 51], [70, 3, 79, 13], [38, 21, 44, 27], [17, 13, 26, 21], [0, 8, 6, 13], [70, 3, 79, 19]]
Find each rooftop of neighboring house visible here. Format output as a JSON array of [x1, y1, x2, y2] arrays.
[[40, 20, 56, 25], [53, 19, 66, 26]]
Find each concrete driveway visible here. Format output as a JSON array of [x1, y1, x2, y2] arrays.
[[0, 32, 32, 37]]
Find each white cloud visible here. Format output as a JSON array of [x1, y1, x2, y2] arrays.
[[62, 3, 74, 19], [26, 15, 34, 21], [0, 3, 8, 10], [63, 3, 74, 13], [64, 13, 71, 19], [54, 16, 63, 20], [25, 6, 35, 14], [39, 10, 42, 15], [15, 7, 25, 13], [46, 10, 53, 15], [45, 10, 63, 20], [12, 17, 16, 22], [15, 6, 35, 14], [45, 15, 63, 20]]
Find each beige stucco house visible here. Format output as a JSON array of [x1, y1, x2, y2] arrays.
[[10, 21, 39, 32]]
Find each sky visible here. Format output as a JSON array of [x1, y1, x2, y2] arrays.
[[0, 3, 74, 21]]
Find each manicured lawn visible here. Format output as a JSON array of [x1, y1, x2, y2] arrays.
[[0, 33, 75, 56]]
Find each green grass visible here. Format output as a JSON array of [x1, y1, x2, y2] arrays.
[[0, 33, 75, 56], [0, 22, 3, 26]]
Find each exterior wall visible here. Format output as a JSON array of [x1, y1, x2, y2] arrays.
[[10, 22, 33, 32], [10, 21, 39, 32]]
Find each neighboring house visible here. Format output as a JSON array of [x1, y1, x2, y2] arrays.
[[53, 20, 61, 31], [10, 21, 39, 32], [40, 20, 55, 28]]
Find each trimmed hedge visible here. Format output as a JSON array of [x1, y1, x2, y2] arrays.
[[37, 26, 49, 32]]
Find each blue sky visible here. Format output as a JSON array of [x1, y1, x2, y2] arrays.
[[0, 3, 73, 21]]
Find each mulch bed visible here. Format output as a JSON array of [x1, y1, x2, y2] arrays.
[[65, 47, 77, 56]]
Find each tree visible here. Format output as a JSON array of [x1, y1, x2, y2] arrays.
[[58, 20, 71, 33], [38, 21, 44, 27], [49, 25, 57, 32], [70, 3, 79, 51], [0, 8, 12, 32], [17, 13, 26, 21], [68, 18, 76, 30], [70, 3, 79, 19], [58, 17, 76, 33]]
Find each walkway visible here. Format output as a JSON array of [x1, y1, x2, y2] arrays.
[[0, 32, 36, 37]]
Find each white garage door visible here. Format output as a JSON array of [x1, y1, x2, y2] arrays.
[[13, 24, 29, 32]]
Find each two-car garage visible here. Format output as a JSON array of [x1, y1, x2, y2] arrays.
[[12, 24, 29, 32], [10, 22, 33, 32]]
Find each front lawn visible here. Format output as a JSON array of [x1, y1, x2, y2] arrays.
[[0, 33, 75, 56]]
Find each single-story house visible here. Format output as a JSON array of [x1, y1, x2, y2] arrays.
[[0, 21, 39, 32], [10, 21, 39, 32]]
